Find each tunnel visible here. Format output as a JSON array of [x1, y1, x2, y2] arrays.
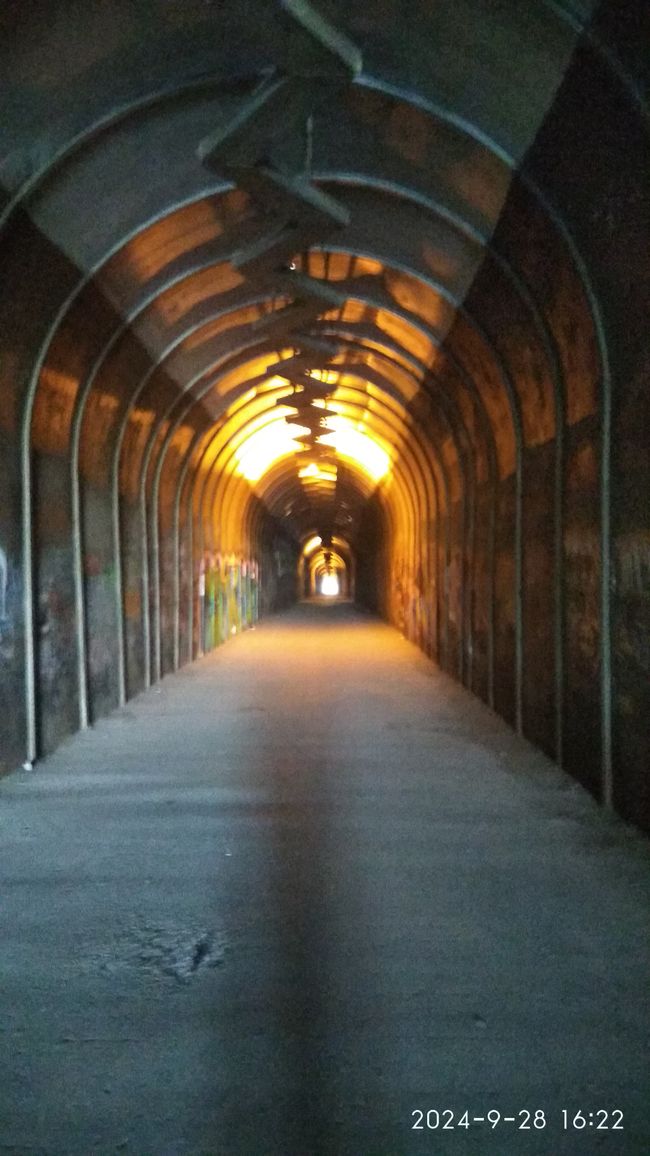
[[0, 2, 649, 1152]]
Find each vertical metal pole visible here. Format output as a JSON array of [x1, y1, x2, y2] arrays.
[[514, 437, 524, 735], [465, 451, 476, 692], [70, 444, 90, 730], [172, 479, 183, 672], [432, 487, 440, 663], [187, 493, 194, 665], [20, 298, 84, 766], [177, 430, 223, 669], [440, 352, 497, 707], [492, 249, 567, 759], [600, 356, 613, 808], [15, 220, 257, 755], [429, 399, 467, 683], [553, 394, 565, 767], [111, 457, 128, 707], [519, 181, 612, 803], [69, 327, 137, 730], [458, 486, 467, 683], [68, 345, 131, 727], [139, 486, 151, 690], [480, 341, 524, 735], [442, 476, 451, 673], [140, 455, 178, 679], [487, 467, 497, 711], [171, 432, 204, 670], [20, 403, 38, 767], [150, 486, 162, 683]]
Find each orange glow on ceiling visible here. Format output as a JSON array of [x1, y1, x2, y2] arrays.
[[233, 408, 308, 482], [302, 535, 323, 555], [299, 462, 337, 484], [318, 414, 390, 481], [228, 377, 395, 490]]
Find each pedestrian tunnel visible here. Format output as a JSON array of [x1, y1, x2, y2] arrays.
[[0, 0, 648, 835]]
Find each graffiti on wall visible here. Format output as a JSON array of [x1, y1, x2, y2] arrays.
[[199, 553, 259, 654]]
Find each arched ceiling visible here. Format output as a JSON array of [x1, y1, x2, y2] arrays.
[[1, 0, 649, 830], [0, 0, 645, 560]]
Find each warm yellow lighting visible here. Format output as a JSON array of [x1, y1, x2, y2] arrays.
[[266, 375, 297, 395], [308, 369, 338, 385], [303, 535, 323, 555], [321, 572, 340, 597], [299, 463, 337, 484], [230, 389, 390, 488], [299, 462, 320, 478], [318, 415, 390, 482], [234, 410, 307, 482]]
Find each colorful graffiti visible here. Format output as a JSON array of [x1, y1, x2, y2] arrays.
[[199, 553, 259, 654]]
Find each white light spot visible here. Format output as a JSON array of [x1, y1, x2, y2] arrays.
[[321, 573, 340, 597]]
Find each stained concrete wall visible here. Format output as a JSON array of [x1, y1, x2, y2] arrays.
[[0, 215, 300, 765], [522, 9, 650, 827], [356, 2, 650, 833]]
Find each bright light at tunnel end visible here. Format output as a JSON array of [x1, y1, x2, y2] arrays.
[[321, 573, 340, 597]]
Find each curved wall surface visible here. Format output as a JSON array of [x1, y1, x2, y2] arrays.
[[0, 0, 647, 830]]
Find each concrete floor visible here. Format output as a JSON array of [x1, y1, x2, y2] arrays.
[[1, 602, 649, 1156]]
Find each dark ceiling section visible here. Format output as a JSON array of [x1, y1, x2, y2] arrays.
[[0, 0, 648, 832]]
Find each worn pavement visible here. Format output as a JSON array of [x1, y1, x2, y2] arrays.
[[1, 602, 649, 1155]]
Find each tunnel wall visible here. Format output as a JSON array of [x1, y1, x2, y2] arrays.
[[523, 22, 650, 829], [356, 10, 650, 834], [0, 215, 299, 766], [0, 0, 647, 838]]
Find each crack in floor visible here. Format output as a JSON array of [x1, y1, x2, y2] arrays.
[[84, 923, 227, 984]]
